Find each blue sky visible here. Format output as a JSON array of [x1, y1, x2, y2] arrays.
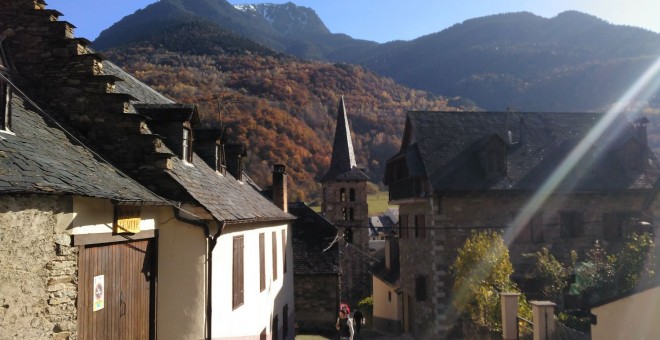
[[48, 0, 660, 43]]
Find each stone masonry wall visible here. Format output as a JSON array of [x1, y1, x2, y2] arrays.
[[0, 194, 77, 340], [398, 190, 650, 338], [294, 274, 339, 332], [322, 180, 369, 306]]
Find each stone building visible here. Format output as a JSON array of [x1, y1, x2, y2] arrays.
[[0, 44, 166, 339], [288, 202, 340, 332], [320, 96, 370, 307], [383, 111, 660, 338], [0, 1, 295, 339]]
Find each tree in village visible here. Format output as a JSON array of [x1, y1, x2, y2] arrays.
[[451, 230, 530, 331], [570, 232, 656, 301], [524, 247, 569, 303]]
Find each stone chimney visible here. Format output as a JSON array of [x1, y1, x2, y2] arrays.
[[225, 143, 246, 181], [272, 164, 288, 212]]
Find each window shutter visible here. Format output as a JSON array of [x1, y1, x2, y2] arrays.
[[400, 215, 409, 239], [282, 230, 287, 274], [233, 236, 244, 309], [260, 233, 265, 291], [272, 231, 278, 281]]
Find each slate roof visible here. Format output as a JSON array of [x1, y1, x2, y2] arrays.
[[289, 202, 340, 275], [403, 111, 660, 192], [0, 93, 164, 204], [103, 60, 292, 223], [320, 96, 369, 182]]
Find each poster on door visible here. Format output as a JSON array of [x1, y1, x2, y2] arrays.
[[93, 275, 104, 312]]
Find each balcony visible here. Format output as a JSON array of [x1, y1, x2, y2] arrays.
[[388, 177, 428, 202]]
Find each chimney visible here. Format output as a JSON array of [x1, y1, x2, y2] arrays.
[[272, 164, 288, 212], [225, 143, 246, 181]]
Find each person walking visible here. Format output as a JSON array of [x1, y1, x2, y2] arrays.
[[353, 309, 363, 334], [335, 309, 354, 340]]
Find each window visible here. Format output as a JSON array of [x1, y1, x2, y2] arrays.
[[272, 231, 278, 281], [603, 211, 640, 241], [232, 236, 244, 309], [349, 188, 356, 201], [0, 79, 10, 131], [283, 305, 289, 337], [560, 211, 584, 238], [182, 128, 192, 162], [340, 188, 346, 202], [415, 276, 427, 302], [414, 214, 426, 238], [514, 213, 543, 243], [388, 291, 392, 302], [399, 215, 409, 239], [349, 208, 354, 222], [282, 230, 287, 274], [259, 233, 265, 291], [342, 207, 348, 221]]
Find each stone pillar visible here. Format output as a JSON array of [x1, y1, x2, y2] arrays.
[[531, 301, 556, 340], [501, 292, 520, 340]]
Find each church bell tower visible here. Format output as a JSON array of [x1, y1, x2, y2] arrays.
[[320, 96, 369, 306]]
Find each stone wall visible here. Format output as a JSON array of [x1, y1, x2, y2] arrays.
[[294, 274, 339, 333], [0, 194, 77, 340], [322, 180, 370, 306]]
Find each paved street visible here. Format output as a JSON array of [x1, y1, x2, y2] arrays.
[[296, 328, 412, 340]]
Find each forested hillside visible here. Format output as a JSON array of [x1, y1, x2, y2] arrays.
[[105, 21, 465, 202]]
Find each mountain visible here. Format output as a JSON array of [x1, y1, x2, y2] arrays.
[[103, 21, 464, 202], [93, 0, 376, 60], [343, 11, 660, 111], [95, 3, 660, 112]]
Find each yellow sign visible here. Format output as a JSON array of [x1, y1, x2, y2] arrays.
[[114, 206, 141, 234]]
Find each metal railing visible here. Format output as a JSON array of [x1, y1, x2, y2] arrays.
[[517, 316, 533, 340]]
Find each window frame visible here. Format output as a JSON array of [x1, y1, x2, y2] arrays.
[[0, 79, 11, 132], [182, 127, 193, 163]]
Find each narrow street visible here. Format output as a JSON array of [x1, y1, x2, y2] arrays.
[[296, 327, 412, 340]]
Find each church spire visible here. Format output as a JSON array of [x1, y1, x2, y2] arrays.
[[320, 96, 369, 182]]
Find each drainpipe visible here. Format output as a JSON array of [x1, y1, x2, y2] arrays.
[[173, 208, 225, 340]]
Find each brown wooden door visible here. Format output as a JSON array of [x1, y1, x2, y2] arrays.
[[78, 239, 155, 340]]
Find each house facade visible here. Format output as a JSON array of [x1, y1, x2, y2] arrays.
[[0, 50, 168, 339], [384, 111, 660, 338], [1, 1, 295, 339]]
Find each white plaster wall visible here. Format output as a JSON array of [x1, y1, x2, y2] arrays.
[[153, 207, 208, 340], [211, 221, 295, 339], [373, 278, 400, 321], [591, 286, 660, 340], [70, 196, 155, 234]]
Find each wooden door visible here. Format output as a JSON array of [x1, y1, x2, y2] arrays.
[[78, 239, 155, 340]]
